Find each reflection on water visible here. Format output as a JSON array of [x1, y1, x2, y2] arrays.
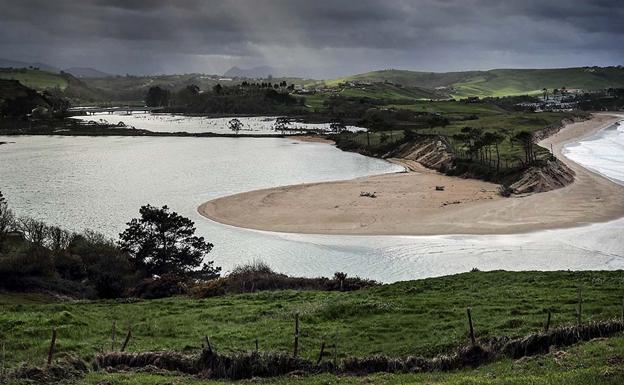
[[1, 119, 623, 282]]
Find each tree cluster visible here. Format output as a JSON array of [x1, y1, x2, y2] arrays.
[[145, 86, 171, 107], [453, 127, 535, 172], [0, 192, 220, 298], [146, 83, 304, 114], [574, 88, 624, 111]]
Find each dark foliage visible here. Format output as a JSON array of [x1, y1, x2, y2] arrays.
[[192, 262, 377, 298], [161, 83, 305, 115], [0, 79, 69, 118], [128, 274, 188, 299], [67, 230, 136, 298], [0, 192, 216, 299], [574, 88, 624, 110], [145, 86, 171, 107], [118, 204, 220, 281]]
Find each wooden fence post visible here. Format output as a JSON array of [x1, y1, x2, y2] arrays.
[[47, 328, 57, 368], [120, 327, 132, 352], [255, 338, 259, 353], [544, 310, 551, 332], [204, 335, 212, 353], [621, 298, 623, 323], [317, 339, 325, 365], [466, 307, 476, 346], [293, 313, 300, 358], [111, 320, 116, 351]]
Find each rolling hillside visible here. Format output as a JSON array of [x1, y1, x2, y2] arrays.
[[0, 69, 107, 103], [0, 68, 69, 90], [328, 66, 624, 98], [338, 82, 445, 100]]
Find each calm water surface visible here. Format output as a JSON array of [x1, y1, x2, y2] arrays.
[[1, 117, 623, 282]]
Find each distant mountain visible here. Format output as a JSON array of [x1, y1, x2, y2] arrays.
[[0, 58, 60, 73], [63, 67, 112, 78], [223, 66, 277, 79]]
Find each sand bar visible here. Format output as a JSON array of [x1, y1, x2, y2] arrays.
[[199, 113, 624, 235]]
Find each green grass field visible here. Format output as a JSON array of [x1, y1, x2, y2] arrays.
[[387, 100, 506, 116], [2, 270, 623, 374], [338, 83, 442, 100], [0, 69, 68, 90]]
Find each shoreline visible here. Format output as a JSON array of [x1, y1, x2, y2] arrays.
[[198, 113, 624, 236]]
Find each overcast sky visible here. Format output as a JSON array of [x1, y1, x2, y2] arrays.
[[1, 0, 622, 78]]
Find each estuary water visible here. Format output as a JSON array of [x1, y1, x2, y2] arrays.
[[1, 116, 623, 282]]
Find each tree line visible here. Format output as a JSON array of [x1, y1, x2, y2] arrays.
[[144, 82, 305, 115]]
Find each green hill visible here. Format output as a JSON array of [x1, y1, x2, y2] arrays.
[[0, 69, 106, 103], [0, 68, 68, 90], [326, 69, 480, 89], [339, 82, 445, 100], [328, 66, 624, 98]]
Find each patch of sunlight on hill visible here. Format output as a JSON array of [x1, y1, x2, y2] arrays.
[[0, 70, 68, 90]]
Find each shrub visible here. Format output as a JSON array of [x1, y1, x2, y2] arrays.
[[0, 250, 55, 282], [53, 252, 87, 281], [192, 262, 378, 298], [129, 274, 188, 299], [191, 278, 228, 298]]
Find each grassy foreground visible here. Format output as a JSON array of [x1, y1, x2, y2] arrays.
[[2, 271, 624, 370]]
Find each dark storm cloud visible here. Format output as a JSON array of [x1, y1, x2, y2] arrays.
[[0, 0, 622, 77]]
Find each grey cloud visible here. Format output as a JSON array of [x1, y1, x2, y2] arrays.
[[0, 0, 621, 77]]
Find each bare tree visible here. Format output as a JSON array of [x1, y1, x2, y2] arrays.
[[0, 191, 15, 249], [47, 226, 74, 253], [18, 217, 48, 250]]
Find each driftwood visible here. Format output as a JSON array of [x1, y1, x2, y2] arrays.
[[47, 328, 57, 368]]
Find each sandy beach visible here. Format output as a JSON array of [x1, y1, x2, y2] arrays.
[[199, 113, 624, 235]]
